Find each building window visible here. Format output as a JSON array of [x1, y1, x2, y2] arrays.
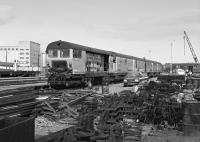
[[60, 49, 70, 58], [20, 49, 24, 50], [73, 49, 82, 58], [20, 52, 24, 55], [48, 49, 58, 57], [26, 49, 29, 51], [26, 57, 29, 59], [20, 57, 24, 59], [26, 52, 29, 55]]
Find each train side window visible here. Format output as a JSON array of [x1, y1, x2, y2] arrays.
[[73, 49, 82, 58], [125, 59, 127, 64], [60, 49, 70, 58], [113, 57, 116, 63], [48, 49, 58, 57]]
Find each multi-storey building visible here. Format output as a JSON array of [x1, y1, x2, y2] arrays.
[[0, 41, 40, 71], [0, 46, 19, 63]]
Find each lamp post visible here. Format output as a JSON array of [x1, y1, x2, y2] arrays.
[[5, 48, 7, 70], [170, 40, 175, 73], [38, 53, 40, 72]]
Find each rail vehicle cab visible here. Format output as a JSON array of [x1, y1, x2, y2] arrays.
[[47, 48, 72, 73], [46, 48, 86, 74], [46, 48, 72, 87]]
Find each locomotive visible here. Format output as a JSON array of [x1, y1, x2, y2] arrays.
[[46, 40, 163, 87]]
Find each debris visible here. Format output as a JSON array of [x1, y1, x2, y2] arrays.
[[35, 116, 53, 128]]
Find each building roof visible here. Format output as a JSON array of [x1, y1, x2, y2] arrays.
[[0, 46, 18, 48]]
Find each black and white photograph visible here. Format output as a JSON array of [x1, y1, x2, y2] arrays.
[[0, 0, 200, 141]]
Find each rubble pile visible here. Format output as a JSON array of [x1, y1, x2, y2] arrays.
[[36, 89, 93, 120], [35, 80, 199, 142], [138, 81, 182, 127], [35, 89, 96, 142], [96, 81, 183, 130]]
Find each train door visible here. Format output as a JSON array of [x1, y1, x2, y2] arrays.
[[132, 59, 136, 72], [109, 56, 117, 73], [72, 50, 86, 74], [127, 59, 133, 72], [135, 60, 138, 72], [104, 55, 109, 71], [113, 56, 117, 72]]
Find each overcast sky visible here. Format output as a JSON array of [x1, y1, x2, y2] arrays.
[[0, 0, 200, 63]]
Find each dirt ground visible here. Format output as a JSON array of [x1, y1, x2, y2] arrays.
[[142, 128, 200, 142], [108, 83, 134, 94], [142, 124, 200, 142], [92, 83, 135, 94]]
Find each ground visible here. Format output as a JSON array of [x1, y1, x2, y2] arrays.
[[142, 128, 200, 142]]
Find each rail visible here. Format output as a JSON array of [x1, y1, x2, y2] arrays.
[[0, 76, 47, 86]]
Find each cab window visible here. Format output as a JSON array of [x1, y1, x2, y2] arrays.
[[48, 49, 58, 57], [73, 49, 82, 58], [60, 49, 70, 58]]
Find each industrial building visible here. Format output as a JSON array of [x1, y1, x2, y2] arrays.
[[0, 41, 41, 71], [164, 63, 200, 73]]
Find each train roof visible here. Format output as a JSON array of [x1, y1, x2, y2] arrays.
[[46, 40, 109, 55], [46, 40, 162, 65]]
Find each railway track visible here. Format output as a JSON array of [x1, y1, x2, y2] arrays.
[[0, 76, 47, 86], [0, 86, 95, 119]]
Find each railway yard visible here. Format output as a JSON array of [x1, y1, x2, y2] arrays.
[[0, 39, 200, 142], [0, 73, 200, 142], [2, 0, 200, 141]]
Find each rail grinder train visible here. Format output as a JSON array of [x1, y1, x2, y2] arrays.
[[46, 40, 163, 87]]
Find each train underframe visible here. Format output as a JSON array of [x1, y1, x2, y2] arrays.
[[48, 71, 161, 89], [48, 72, 128, 88]]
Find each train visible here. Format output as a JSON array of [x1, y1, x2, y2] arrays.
[[46, 40, 163, 87], [0, 61, 40, 77]]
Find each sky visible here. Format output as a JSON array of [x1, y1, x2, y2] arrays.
[[0, 0, 200, 64]]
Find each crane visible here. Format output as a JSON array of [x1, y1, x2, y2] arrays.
[[184, 31, 199, 63]]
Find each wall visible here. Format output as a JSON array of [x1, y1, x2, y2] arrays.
[[18, 41, 31, 66], [0, 46, 19, 63], [30, 41, 40, 67]]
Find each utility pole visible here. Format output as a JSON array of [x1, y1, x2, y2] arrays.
[[38, 53, 40, 72], [170, 40, 175, 73], [5, 48, 7, 70]]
